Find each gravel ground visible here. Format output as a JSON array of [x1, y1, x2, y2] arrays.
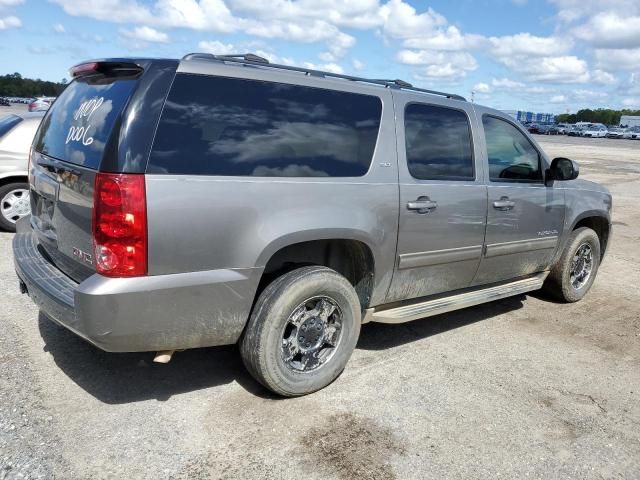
[[1, 135, 639, 479]]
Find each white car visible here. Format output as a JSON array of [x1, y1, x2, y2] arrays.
[[582, 126, 608, 138], [623, 127, 640, 139], [28, 96, 55, 112], [606, 127, 626, 139]]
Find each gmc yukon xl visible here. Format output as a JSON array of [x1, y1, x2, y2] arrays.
[[13, 54, 612, 396]]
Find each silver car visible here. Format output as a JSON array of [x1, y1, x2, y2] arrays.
[[0, 112, 44, 231], [13, 55, 612, 396]]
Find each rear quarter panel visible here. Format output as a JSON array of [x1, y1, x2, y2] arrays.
[[145, 63, 400, 307]]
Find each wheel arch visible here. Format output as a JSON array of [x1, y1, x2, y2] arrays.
[[257, 233, 378, 309], [569, 211, 611, 259]]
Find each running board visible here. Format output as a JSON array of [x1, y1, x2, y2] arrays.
[[371, 272, 548, 324]]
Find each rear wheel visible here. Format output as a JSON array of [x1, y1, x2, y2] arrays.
[[240, 266, 361, 397], [545, 227, 600, 302], [0, 182, 30, 232]]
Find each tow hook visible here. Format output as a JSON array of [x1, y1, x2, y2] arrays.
[[153, 350, 175, 364]]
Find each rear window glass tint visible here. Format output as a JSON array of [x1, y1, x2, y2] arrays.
[[148, 74, 382, 177], [0, 115, 22, 137], [404, 103, 474, 181], [33, 78, 137, 169]]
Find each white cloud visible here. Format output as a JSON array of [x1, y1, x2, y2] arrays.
[[0, 15, 19, 29], [573, 89, 608, 100], [491, 77, 526, 89], [502, 55, 590, 83], [121, 25, 169, 43], [473, 82, 490, 93], [352, 59, 365, 71], [594, 48, 640, 71], [0, 0, 23, 6], [550, 95, 567, 103], [198, 40, 236, 55], [53, 23, 65, 33], [397, 49, 477, 80], [402, 25, 483, 51], [488, 33, 571, 58], [592, 69, 616, 85], [622, 97, 640, 107], [573, 13, 640, 49]]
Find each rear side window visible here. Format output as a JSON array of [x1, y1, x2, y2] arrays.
[[33, 77, 138, 169], [404, 103, 474, 181], [148, 74, 382, 177], [483, 115, 542, 183], [0, 115, 22, 137]]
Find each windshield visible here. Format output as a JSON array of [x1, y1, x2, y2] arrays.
[[33, 76, 138, 169]]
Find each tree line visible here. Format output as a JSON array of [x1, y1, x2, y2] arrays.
[[556, 109, 640, 126], [0, 73, 67, 98]]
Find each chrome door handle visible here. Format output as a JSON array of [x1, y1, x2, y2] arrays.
[[407, 196, 437, 214], [493, 196, 515, 211]]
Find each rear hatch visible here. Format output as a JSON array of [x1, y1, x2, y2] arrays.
[[29, 62, 148, 282]]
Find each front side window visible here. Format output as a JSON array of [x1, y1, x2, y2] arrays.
[[404, 103, 474, 181], [148, 74, 382, 177], [483, 115, 542, 183]]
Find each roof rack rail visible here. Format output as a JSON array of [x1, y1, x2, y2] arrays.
[[181, 52, 466, 101]]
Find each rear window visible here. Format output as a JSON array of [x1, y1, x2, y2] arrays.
[[0, 115, 22, 137], [148, 74, 382, 177], [33, 77, 137, 169]]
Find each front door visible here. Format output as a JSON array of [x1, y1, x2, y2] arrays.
[[386, 95, 487, 302], [472, 113, 565, 285]]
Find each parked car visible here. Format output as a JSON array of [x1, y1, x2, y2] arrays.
[[556, 123, 570, 134], [527, 123, 541, 134], [13, 55, 612, 396], [0, 98, 11, 107], [538, 124, 559, 135], [567, 125, 585, 136], [28, 97, 55, 112], [582, 125, 608, 138], [606, 127, 626, 139], [0, 112, 44, 231], [623, 127, 640, 139]]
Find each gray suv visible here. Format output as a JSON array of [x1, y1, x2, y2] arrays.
[[13, 54, 612, 396]]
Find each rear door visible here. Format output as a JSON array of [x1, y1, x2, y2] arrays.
[[472, 112, 564, 285], [29, 65, 148, 282], [386, 94, 487, 302]]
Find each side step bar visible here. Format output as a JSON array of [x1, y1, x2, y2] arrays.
[[370, 272, 548, 324]]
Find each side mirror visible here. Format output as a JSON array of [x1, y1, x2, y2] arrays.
[[547, 157, 579, 183]]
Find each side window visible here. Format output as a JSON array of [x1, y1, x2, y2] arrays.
[[483, 115, 542, 183], [404, 103, 474, 181], [148, 74, 382, 177]]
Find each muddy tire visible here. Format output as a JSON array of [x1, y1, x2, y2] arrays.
[[240, 266, 361, 397], [545, 227, 600, 303]]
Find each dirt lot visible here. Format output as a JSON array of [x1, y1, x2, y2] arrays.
[[1, 135, 639, 479]]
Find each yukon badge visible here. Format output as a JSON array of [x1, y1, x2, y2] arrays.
[[72, 247, 93, 265], [537, 230, 558, 236]]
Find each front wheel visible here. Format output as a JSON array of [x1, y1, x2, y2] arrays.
[[544, 227, 601, 302], [240, 266, 361, 397], [0, 182, 30, 232]]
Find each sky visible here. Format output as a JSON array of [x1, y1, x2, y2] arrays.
[[0, 0, 639, 113]]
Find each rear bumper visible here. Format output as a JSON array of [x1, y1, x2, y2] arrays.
[[13, 225, 261, 352]]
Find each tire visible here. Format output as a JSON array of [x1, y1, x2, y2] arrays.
[[240, 266, 361, 397], [544, 227, 601, 303], [0, 182, 30, 232]]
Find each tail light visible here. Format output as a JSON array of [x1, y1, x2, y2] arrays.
[[93, 173, 147, 277]]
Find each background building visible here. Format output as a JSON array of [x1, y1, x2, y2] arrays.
[[502, 110, 555, 123], [620, 115, 640, 128]]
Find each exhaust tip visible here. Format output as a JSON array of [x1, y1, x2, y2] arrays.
[[153, 350, 175, 364]]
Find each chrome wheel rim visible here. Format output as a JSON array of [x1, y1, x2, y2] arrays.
[[281, 296, 343, 373], [570, 243, 593, 290], [1, 188, 30, 224]]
